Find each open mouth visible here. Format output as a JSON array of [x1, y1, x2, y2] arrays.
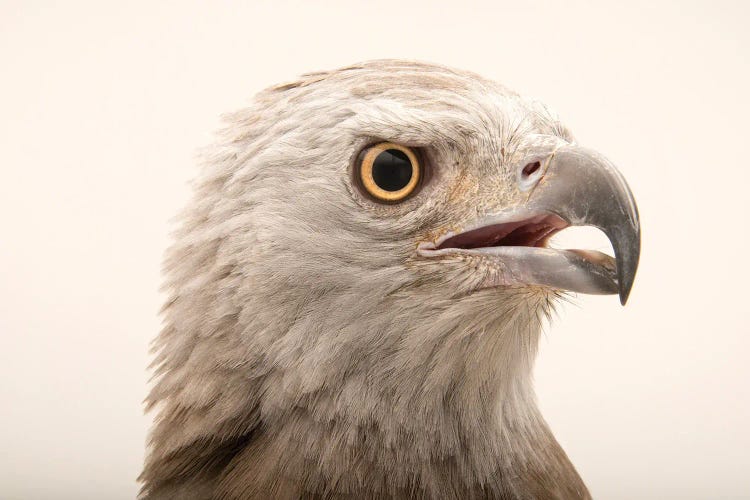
[[417, 212, 620, 296], [433, 214, 569, 251], [413, 144, 639, 303]]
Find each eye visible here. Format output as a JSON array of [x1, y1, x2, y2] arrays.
[[358, 142, 421, 202]]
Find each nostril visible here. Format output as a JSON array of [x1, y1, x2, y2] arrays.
[[522, 161, 541, 178]]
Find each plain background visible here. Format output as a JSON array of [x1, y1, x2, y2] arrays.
[[1, 1, 748, 498]]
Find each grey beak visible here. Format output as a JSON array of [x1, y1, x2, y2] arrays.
[[527, 145, 641, 304]]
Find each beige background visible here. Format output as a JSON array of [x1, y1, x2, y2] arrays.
[[1, 1, 748, 498]]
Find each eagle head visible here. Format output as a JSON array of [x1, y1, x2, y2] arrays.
[[141, 60, 640, 499]]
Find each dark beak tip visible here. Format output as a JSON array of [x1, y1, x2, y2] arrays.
[[614, 213, 641, 307], [617, 257, 638, 306]]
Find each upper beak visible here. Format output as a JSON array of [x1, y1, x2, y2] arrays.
[[526, 145, 641, 304]]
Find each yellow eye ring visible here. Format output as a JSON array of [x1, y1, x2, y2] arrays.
[[359, 142, 421, 202]]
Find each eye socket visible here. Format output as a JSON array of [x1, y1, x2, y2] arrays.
[[358, 142, 421, 202]]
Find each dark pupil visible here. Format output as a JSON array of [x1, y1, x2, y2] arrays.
[[371, 149, 413, 191]]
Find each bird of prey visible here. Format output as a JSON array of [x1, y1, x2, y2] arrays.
[[140, 60, 640, 500]]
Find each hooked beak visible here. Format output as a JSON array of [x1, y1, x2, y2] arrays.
[[528, 145, 640, 304], [418, 144, 641, 304]]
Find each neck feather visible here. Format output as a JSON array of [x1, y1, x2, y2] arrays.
[[142, 283, 589, 499]]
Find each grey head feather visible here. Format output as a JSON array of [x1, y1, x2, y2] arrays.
[[140, 60, 591, 499]]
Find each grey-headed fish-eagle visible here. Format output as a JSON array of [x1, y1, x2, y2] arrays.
[[140, 60, 640, 500]]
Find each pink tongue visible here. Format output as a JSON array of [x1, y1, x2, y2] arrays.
[[437, 221, 523, 249], [437, 214, 568, 250]]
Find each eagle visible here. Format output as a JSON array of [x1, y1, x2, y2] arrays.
[[140, 60, 640, 499]]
